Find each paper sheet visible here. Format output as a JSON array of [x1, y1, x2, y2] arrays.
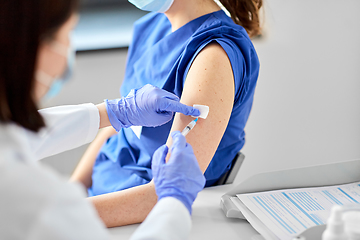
[[237, 181, 360, 240], [231, 197, 279, 240]]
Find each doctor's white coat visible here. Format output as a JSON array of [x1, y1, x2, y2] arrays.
[[0, 103, 191, 240]]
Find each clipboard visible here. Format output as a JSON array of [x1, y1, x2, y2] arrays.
[[221, 158, 360, 219]]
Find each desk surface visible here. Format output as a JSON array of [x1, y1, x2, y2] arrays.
[[109, 184, 260, 240]]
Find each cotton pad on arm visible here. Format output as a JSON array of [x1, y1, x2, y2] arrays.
[[192, 104, 209, 119]]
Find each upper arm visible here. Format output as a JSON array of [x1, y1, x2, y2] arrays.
[[166, 42, 235, 172]]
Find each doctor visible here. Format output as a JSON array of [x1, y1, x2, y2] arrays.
[[0, 0, 205, 239]]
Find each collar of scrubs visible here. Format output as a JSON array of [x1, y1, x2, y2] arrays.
[[120, 11, 226, 97]]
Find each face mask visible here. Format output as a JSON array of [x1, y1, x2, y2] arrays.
[[128, 0, 174, 13], [36, 41, 75, 100]]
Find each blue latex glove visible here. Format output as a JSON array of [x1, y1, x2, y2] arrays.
[[152, 131, 206, 214], [105, 84, 200, 131]]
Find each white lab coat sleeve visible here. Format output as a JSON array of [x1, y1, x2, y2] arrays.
[[130, 197, 192, 240], [26, 103, 100, 160]]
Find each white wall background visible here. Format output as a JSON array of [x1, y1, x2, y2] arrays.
[[235, 0, 360, 184]]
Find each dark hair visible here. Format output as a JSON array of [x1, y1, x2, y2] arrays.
[[0, 0, 79, 132], [220, 0, 263, 38]]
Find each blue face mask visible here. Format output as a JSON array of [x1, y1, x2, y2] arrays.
[[36, 42, 75, 100], [128, 0, 174, 12]]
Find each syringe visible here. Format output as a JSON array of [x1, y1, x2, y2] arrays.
[[181, 118, 198, 136]]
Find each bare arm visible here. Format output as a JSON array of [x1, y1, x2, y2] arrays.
[[90, 42, 235, 227], [96, 103, 112, 129], [166, 43, 234, 171], [90, 181, 158, 227], [70, 126, 117, 188]]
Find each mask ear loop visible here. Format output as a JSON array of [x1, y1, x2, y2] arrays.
[[35, 71, 54, 87], [35, 40, 69, 86], [49, 41, 69, 58]]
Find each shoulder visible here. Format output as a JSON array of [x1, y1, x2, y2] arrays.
[[192, 42, 232, 73], [186, 42, 234, 94], [190, 11, 256, 59], [183, 11, 257, 75], [195, 11, 249, 38], [183, 11, 260, 101], [193, 40, 258, 105]]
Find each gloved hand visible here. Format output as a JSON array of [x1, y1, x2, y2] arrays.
[[105, 84, 200, 131], [152, 131, 206, 214]]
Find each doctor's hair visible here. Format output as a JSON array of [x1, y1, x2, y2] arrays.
[[0, 0, 79, 132], [219, 0, 262, 38]]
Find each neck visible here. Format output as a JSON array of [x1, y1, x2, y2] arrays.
[[165, 0, 221, 32]]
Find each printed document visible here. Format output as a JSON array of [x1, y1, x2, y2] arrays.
[[235, 181, 360, 240]]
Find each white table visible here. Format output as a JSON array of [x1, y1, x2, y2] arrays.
[[109, 184, 261, 240]]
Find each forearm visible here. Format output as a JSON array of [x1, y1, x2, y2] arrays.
[[96, 103, 112, 129], [130, 197, 191, 240], [70, 127, 117, 188], [90, 181, 158, 227]]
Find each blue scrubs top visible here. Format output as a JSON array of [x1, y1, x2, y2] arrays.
[[89, 10, 260, 196]]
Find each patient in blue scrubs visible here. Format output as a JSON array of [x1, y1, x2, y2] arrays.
[[71, 0, 262, 227]]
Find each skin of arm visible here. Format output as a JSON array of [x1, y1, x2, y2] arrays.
[[70, 126, 117, 188], [89, 42, 235, 227], [96, 103, 111, 129], [165, 43, 234, 171]]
